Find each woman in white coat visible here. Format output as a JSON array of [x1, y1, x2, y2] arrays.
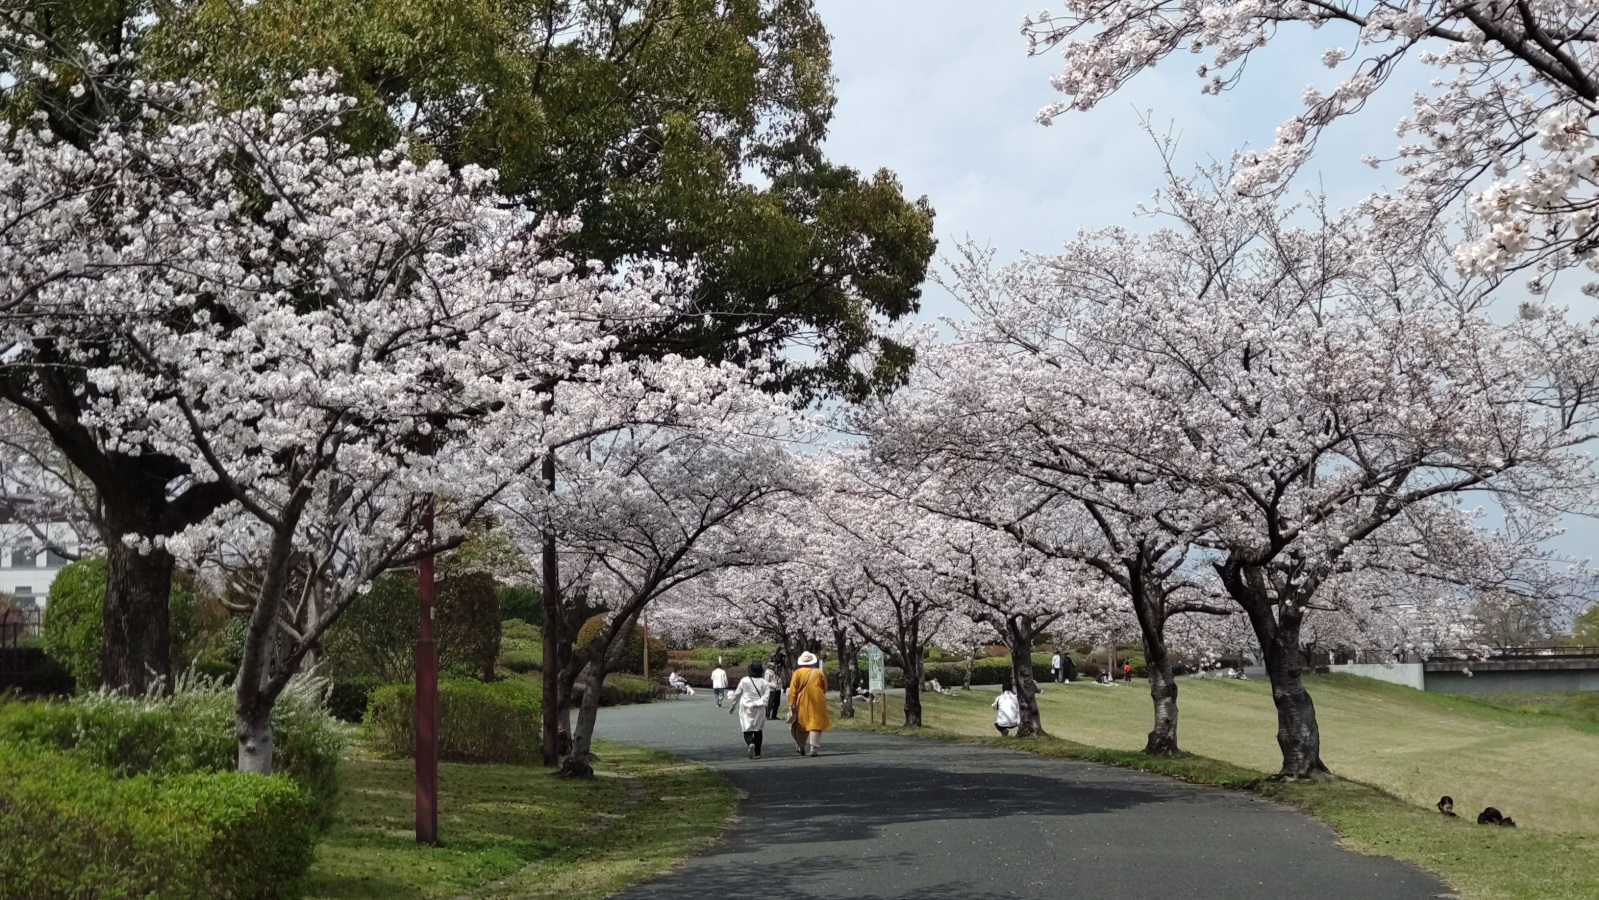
[[730, 660, 773, 758]]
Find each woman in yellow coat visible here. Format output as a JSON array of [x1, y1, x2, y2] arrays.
[[787, 651, 832, 756]]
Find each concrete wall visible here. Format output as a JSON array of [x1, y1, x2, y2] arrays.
[[1425, 669, 1599, 693], [1327, 662, 1426, 691]]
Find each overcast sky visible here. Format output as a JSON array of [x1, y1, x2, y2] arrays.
[[811, 2, 1597, 563]]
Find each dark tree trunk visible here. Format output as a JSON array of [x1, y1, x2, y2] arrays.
[[1221, 563, 1330, 779], [1128, 572, 1179, 755], [100, 534, 174, 696], [900, 645, 924, 727], [834, 628, 857, 718], [540, 538, 562, 765], [1004, 621, 1045, 737], [1256, 608, 1327, 778]]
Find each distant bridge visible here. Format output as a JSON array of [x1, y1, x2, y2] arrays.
[[1323, 647, 1599, 693], [1422, 647, 1599, 693]]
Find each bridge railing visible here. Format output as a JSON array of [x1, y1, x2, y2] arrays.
[[1425, 646, 1599, 662]]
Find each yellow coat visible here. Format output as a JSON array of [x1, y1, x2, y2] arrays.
[[788, 666, 832, 733]]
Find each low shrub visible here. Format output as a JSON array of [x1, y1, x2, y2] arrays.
[[599, 674, 661, 705], [364, 677, 542, 764], [0, 674, 343, 828], [0, 743, 314, 900], [688, 643, 776, 666]]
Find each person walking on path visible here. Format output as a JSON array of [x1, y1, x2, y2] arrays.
[[1050, 651, 1063, 684], [730, 661, 772, 758], [787, 651, 831, 756], [765, 660, 784, 720], [992, 681, 1020, 736], [711, 661, 729, 707]]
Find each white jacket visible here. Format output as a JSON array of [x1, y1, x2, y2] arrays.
[[711, 668, 729, 689], [992, 690, 1020, 728], [732, 676, 771, 731]]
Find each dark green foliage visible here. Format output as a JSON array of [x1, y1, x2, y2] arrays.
[[577, 614, 666, 675], [41, 557, 198, 692], [40, 557, 106, 690], [364, 678, 542, 764], [326, 675, 384, 723], [131, 0, 935, 403], [437, 572, 502, 681], [322, 575, 418, 683], [0, 678, 343, 828], [499, 586, 542, 625], [325, 573, 503, 683], [0, 743, 314, 900]]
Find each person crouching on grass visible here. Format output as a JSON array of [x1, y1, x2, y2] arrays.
[[992, 681, 1020, 737], [787, 652, 831, 757]]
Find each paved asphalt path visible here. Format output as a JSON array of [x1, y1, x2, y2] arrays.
[[596, 694, 1451, 900]]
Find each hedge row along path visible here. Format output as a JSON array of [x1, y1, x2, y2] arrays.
[[596, 695, 1448, 900]]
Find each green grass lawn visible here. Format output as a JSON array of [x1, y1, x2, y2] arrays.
[[838, 677, 1599, 900], [305, 741, 735, 900]]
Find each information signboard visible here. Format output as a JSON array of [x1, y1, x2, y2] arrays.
[[867, 645, 886, 694]]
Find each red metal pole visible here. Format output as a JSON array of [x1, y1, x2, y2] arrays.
[[416, 492, 438, 845]]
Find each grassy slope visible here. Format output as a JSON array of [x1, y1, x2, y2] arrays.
[[305, 741, 734, 900], [839, 678, 1599, 900]]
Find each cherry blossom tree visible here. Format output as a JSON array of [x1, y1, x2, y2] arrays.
[[501, 387, 808, 777], [942, 167, 1599, 776], [1023, 0, 1599, 285], [1, 67, 713, 772]]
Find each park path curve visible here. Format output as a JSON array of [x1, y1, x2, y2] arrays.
[[595, 694, 1452, 900]]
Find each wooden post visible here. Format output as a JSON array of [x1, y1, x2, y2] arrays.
[[641, 612, 649, 682], [415, 448, 438, 845]]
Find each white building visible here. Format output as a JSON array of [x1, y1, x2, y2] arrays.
[[0, 514, 80, 610]]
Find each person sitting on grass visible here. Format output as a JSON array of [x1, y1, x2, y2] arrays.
[[992, 681, 1020, 737], [1477, 806, 1516, 827], [1437, 796, 1458, 818]]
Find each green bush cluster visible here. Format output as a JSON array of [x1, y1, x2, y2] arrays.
[[688, 643, 776, 666], [499, 586, 542, 624], [0, 743, 313, 900], [364, 677, 543, 764], [0, 675, 344, 827], [498, 618, 542, 674]]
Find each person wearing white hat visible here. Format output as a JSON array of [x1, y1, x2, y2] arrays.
[[786, 651, 832, 756]]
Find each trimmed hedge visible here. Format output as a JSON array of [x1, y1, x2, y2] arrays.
[[365, 678, 542, 764], [596, 673, 661, 705], [688, 643, 776, 667], [497, 618, 542, 674], [0, 743, 314, 900], [0, 675, 344, 828]]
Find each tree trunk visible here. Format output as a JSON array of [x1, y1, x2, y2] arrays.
[[1222, 566, 1330, 779], [1006, 622, 1045, 737], [901, 648, 924, 727], [100, 535, 174, 695], [964, 647, 974, 690], [560, 663, 605, 779], [1129, 572, 1180, 755], [540, 533, 562, 766], [1142, 647, 1180, 755], [834, 629, 856, 718], [237, 700, 274, 775], [1257, 610, 1328, 778]]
